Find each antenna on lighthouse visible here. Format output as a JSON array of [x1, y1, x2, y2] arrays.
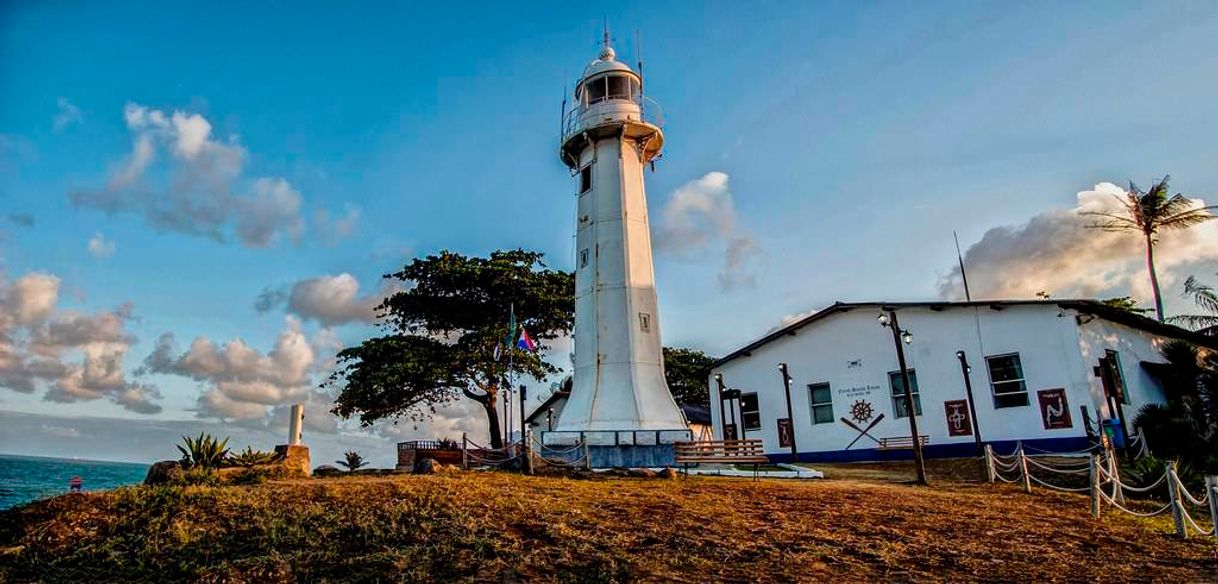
[[635, 29, 644, 89]]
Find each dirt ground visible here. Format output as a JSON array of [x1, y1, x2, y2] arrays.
[[2, 459, 1216, 582]]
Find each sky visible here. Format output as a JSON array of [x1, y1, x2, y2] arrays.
[[2, 1, 1217, 467]]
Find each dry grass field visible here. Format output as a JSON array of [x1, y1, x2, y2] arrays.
[[1, 461, 1215, 582]]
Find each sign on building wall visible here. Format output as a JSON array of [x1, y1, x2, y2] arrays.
[[777, 418, 793, 448], [1037, 388, 1072, 429], [943, 400, 972, 436]]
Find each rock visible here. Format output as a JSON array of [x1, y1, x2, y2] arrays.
[[313, 464, 342, 477], [274, 444, 311, 477], [144, 460, 183, 485], [414, 458, 441, 475], [658, 467, 679, 479]]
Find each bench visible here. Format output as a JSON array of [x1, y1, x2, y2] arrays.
[[877, 435, 930, 450], [675, 439, 770, 477]]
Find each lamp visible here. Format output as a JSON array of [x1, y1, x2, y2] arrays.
[[902, 331, 913, 345], [877, 313, 891, 327]]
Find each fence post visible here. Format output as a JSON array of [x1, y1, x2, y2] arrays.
[[984, 444, 996, 483], [1167, 461, 1187, 539], [1206, 476, 1218, 539], [1019, 445, 1032, 494], [461, 432, 468, 470], [1107, 452, 1125, 505], [583, 439, 591, 471], [1089, 454, 1100, 518]]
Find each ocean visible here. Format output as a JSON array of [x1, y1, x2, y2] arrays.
[[0, 454, 149, 510]]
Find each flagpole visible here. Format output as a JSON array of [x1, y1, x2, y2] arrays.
[[508, 302, 515, 446]]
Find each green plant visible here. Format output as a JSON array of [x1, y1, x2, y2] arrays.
[[327, 249, 575, 449], [167, 466, 221, 486], [1168, 272, 1218, 333], [337, 450, 368, 472], [176, 433, 231, 470], [1084, 176, 1216, 321], [230, 446, 276, 468]]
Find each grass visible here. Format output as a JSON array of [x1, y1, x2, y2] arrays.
[[1, 461, 1215, 582]]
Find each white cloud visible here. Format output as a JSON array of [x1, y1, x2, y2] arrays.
[[256, 273, 395, 327], [87, 233, 116, 259], [70, 102, 351, 249], [939, 182, 1218, 302], [53, 97, 82, 131], [140, 317, 342, 431], [655, 171, 737, 255], [0, 272, 160, 413], [654, 172, 765, 291]]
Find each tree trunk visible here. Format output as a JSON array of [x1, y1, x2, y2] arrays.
[[463, 385, 503, 449], [1145, 234, 1165, 322]]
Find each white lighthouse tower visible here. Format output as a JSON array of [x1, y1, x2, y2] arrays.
[[552, 33, 688, 443]]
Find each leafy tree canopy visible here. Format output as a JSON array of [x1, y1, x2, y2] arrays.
[[328, 249, 574, 448], [663, 347, 717, 407]]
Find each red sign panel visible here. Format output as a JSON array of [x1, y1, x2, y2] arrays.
[[1037, 388, 1073, 430], [944, 400, 972, 437], [777, 418, 793, 448]]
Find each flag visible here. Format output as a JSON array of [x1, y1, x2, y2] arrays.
[[504, 304, 516, 349], [516, 327, 537, 352]]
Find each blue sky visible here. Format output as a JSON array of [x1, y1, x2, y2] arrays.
[[2, 1, 1217, 464]]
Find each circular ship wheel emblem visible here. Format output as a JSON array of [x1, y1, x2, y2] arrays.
[[849, 400, 874, 424]]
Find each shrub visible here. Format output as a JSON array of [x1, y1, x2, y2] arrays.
[[231, 446, 276, 468], [177, 433, 231, 470]]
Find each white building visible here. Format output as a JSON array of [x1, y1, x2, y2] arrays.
[[708, 300, 1217, 463], [549, 34, 687, 442]]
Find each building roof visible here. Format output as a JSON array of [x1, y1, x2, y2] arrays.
[[713, 299, 1218, 368], [524, 390, 570, 424], [680, 404, 712, 425]]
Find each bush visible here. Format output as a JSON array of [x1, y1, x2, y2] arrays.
[[176, 433, 231, 470], [231, 447, 276, 468], [167, 466, 221, 487]]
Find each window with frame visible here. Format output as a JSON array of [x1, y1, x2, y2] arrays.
[[638, 312, 651, 333], [808, 383, 834, 424], [987, 353, 1029, 408], [888, 370, 923, 418], [579, 249, 589, 268], [1106, 349, 1129, 404], [579, 165, 593, 193], [740, 392, 761, 431]]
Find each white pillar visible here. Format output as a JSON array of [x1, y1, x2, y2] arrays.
[[288, 403, 304, 446]]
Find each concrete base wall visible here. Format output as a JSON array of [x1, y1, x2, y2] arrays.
[[538, 444, 677, 468]]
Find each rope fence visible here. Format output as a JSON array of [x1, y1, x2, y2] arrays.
[[983, 443, 1217, 540]]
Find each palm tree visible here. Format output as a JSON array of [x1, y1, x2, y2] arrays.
[[336, 450, 367, 472], [1084, 176, 1216, 321], [1168, 273, 1218, 334]]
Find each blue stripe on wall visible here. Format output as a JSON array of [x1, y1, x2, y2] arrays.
[[765, 436, 1092, 464]]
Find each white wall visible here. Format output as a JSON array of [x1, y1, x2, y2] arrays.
[[707, 305, 1171, 460], [1075, 318, 1170, 422]]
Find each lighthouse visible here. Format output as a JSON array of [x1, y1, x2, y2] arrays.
[[551, 33, 688, 448]]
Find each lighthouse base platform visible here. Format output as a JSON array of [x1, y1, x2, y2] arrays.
[[538, 429, 692, 469]]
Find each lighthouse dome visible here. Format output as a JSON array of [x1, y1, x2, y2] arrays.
[[581, 53, 636, 80]]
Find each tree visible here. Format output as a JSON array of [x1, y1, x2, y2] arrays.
[[663, 347, 716, 407], [1133, 340, 1217, 472], [328, 249, 574, 449], [337, 450, 368, 472], [1168, 273, 1218, 334], [1084, 176, 1216, 321]]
